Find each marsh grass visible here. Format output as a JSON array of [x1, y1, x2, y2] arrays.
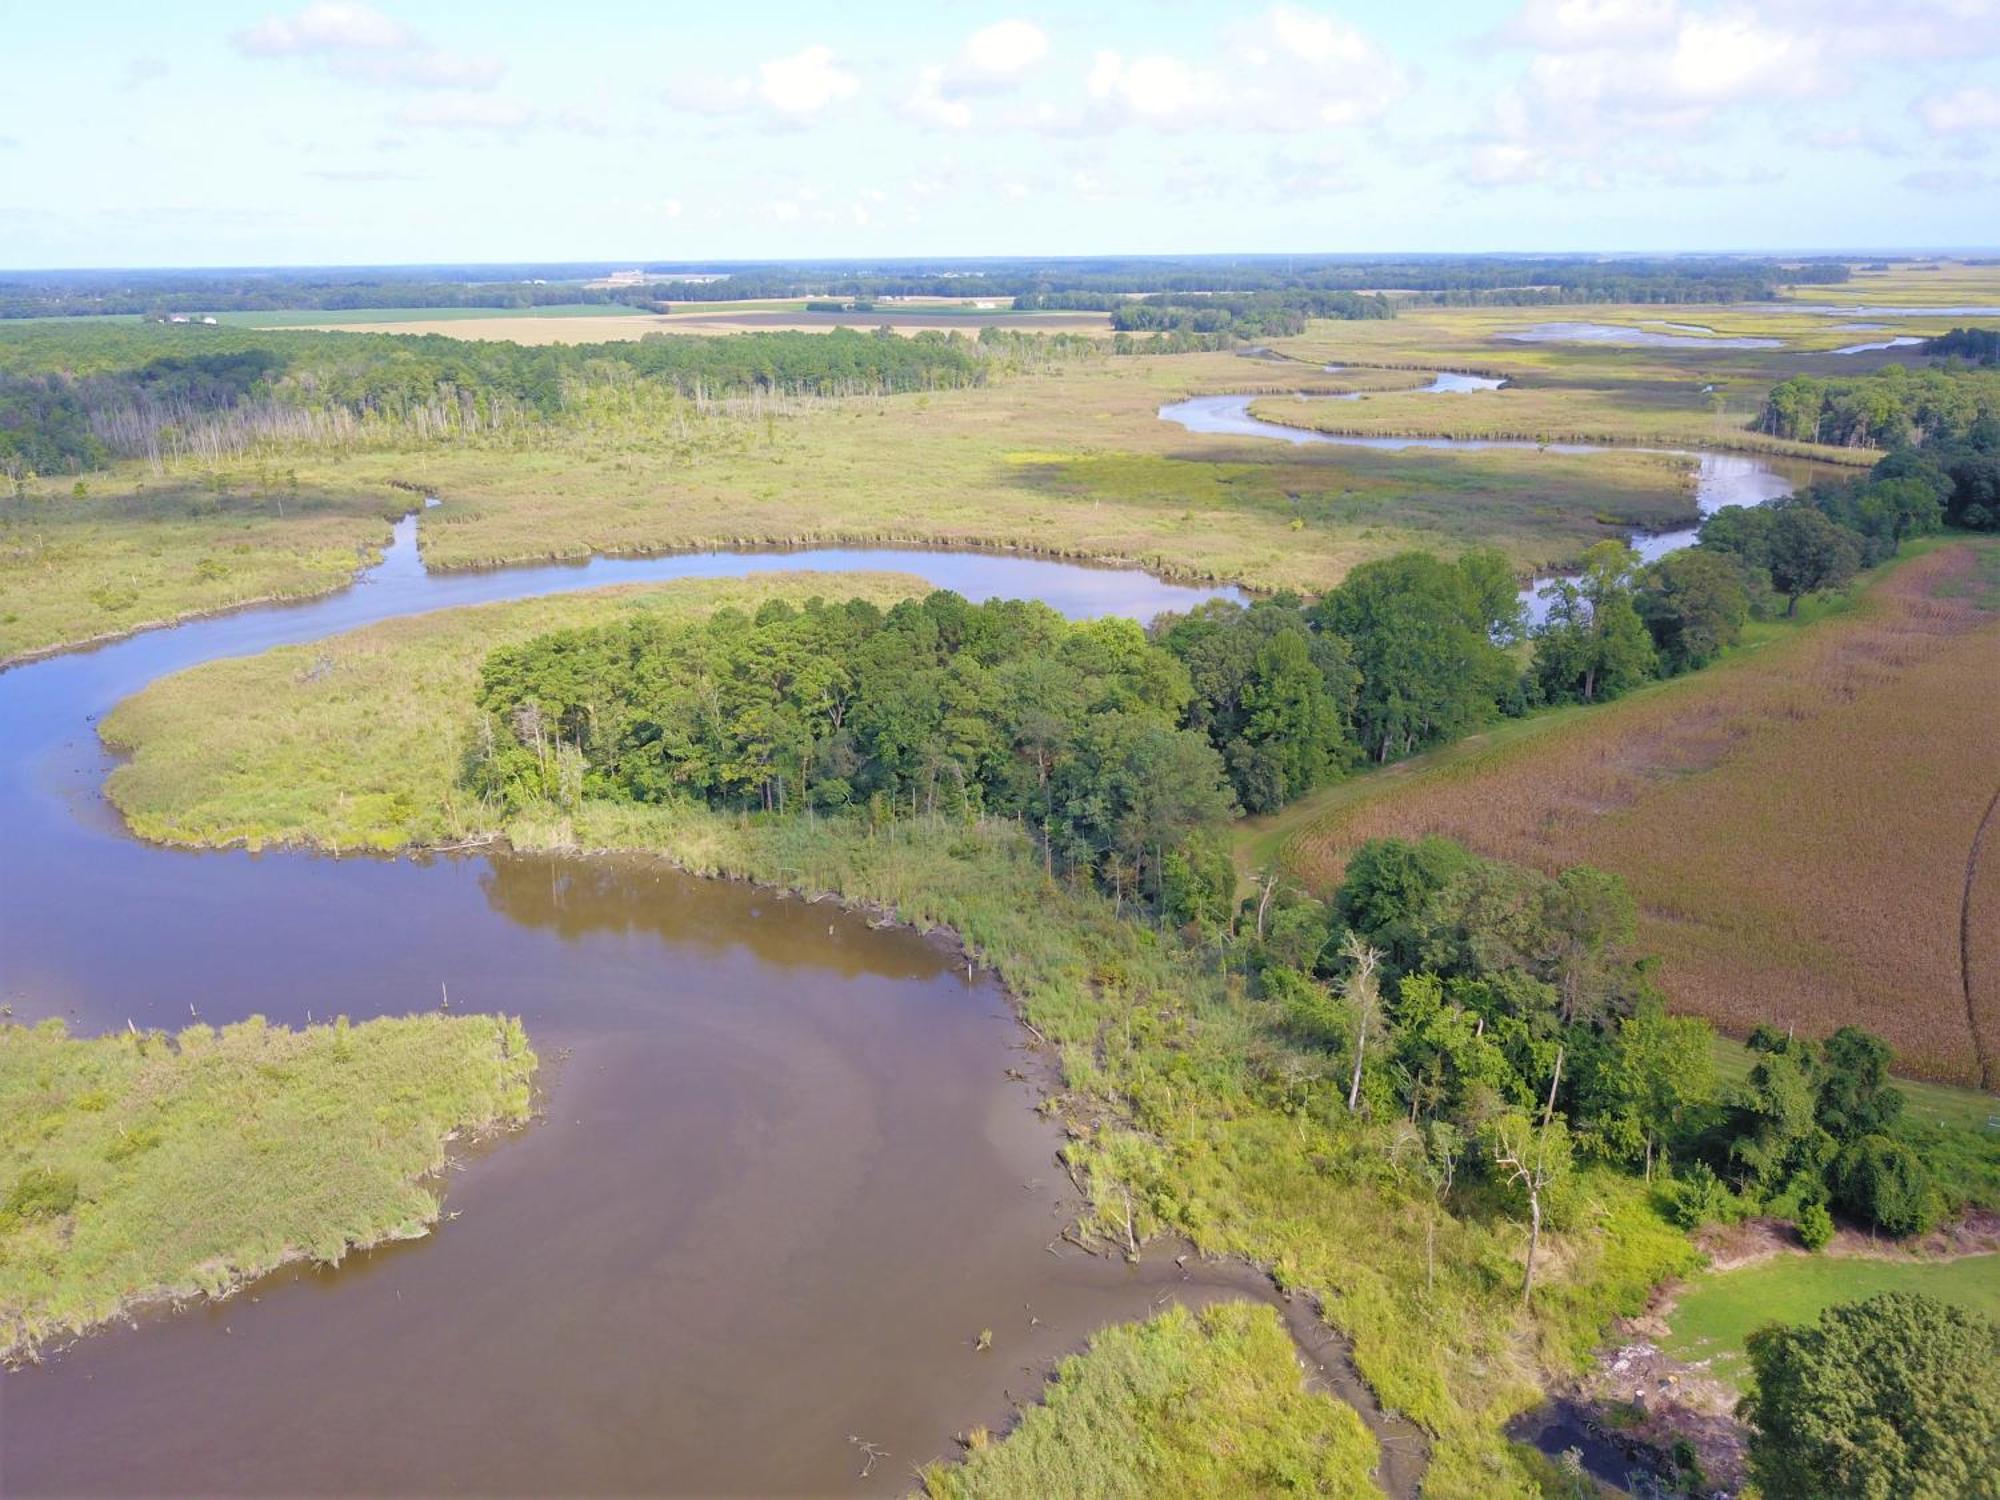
[[0, 1011, 536, 1361], [0, 477, 400, 664], [11, 337, 1765, 658], [917, 1301, 1380, 1499]]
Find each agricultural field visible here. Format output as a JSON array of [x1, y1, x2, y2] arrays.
[[1272, 537, 2000, 1086], [213, 304, 640, 328]]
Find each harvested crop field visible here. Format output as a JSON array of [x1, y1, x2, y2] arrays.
[[1283, 539, 2000, 1086]]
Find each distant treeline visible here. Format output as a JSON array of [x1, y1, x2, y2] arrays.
[[1409, 263, 1848, 307], [0, 323, 988, 476], [1010, 289, 1394, 338], [5, 254, 1856, 319], [0, 271, 658, 321]]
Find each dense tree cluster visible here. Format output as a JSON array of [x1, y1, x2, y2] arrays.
[[1756, 363, 2000, 449], [1921, 325, 2000, 365], [0, 265, 665, 320], [0, 374, 108, 475], [1698, 467, 1947, 614], [1107, 291, 1394, 338], [472, 592, 1238, 904], [1150, 598, 1359, 813], [1, 254, 1855, 320], [1870, 430, 2000, 532]]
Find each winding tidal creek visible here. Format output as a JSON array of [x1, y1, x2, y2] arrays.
[[0, 533, 1447, 1495]]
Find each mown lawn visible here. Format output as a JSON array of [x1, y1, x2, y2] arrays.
[[1663, 1253, 2000, 1388]]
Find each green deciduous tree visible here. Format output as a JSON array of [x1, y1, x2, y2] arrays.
[[1532, 542, 1657, 705], [1740, 1293, 2000, 1500], [1768, 504, 1862, 615], [1635, 548, 1751, 673], [1312, 551, 1518, 763]]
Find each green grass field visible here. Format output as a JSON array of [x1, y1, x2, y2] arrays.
[[0, 1012, 536, 1361], [1663, 1253, 2000, 1388]]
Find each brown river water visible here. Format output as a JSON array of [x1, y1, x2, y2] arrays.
[[0, 533, 1424, 1496]]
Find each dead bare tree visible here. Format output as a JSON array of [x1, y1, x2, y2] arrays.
[[1340, 932, 1384, 1114]]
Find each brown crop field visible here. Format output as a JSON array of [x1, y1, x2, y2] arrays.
[[1279, 539, 2000, 1086]]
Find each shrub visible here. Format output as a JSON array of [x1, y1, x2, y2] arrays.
[[2, 1167, 80, 1223], [1833, 1134, 1941, 1237], [1795, 1201, 1835, 1251], [1669, 1161, 1746, 1229]]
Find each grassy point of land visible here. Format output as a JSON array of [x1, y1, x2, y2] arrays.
[[100, 570, 931, 851], [918, 1301, 1380, 1499], [0, 476, 401, 666], [0, 1011, 537, 1362]]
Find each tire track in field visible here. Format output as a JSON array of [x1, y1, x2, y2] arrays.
[[1962, 782, 2000, 1091]]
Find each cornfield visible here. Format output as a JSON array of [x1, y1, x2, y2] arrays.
[[1287, 542, 2000, 1086]]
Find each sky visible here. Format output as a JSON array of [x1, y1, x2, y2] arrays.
[[4, 0, 1999, 267]]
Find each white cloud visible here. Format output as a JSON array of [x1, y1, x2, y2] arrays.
[[1901, 166, 1999, 191], [1919, 86, 2000, 135], [955, 19, 1049, 87], [1767, 0, 2000, 62], [1504, 0, 1679, 49], [394, 96, 537, 132], [899, 20, 1048, 131], [1086, 51, 1223, 128], [1796, 124, 1910, 157], [236, 2, 409, 53], [903, 67, 974, 130], [1466, 1, 1837, 186], [122, 56, 169, 90], [306, 167, 419, 182], [1078, 6, 1405, 133], [666, 44, 858, 123], [759, 45, 859, 116], [1462, 143, 1551, 186], [233, 3, 501, 89]]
